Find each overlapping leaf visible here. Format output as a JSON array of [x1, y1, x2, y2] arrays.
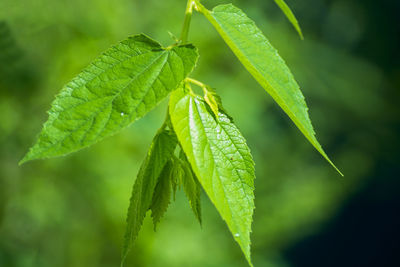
[[169, 88, 255, 265], [197, 3, 341, 174], [179, 151, 202, 224], [122, 129, 177, 264], [150, 160, 173, 229], [21, 34, 198, 164]]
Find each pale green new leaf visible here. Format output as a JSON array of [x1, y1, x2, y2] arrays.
[[198, 3, 341, 175], [203, 86, 220, 118], [203, 86, 233, 121], [150, 160, 173, 230], [169, 88, 255, 266], [273, 0, 304, 39], [122, 129, 177, 264], [179, 151, 202, 225], [21, 34, 198, 164]]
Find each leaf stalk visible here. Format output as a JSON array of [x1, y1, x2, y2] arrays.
[[180, 0, 196, 44]]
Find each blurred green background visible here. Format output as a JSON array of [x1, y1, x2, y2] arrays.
[[0, 0, 399, 266]]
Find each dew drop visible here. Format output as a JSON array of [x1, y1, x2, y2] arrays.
[[120, 112, 124, 116], [234, 233, 240, 237]]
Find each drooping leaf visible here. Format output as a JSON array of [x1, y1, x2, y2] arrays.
[[122, 129, 177, 264], [273, 0, 304, 39], [197, 3, 341, 175], [170, 156, 184, 199], [150, 160, 173, 230], [169, 88, 255, 266], [179, 151, 202, 225], [21, 34, 198, 164]]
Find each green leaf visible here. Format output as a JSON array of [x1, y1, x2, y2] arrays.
[[122, 129, 177, 264], [179, 151, 202, 225], [197, 3, 342, 175], [150, 160, 173, 230], [21, 34, 198, 164], [203, 86, 221, 118], [202, 85, 234, 122], [170, 156, 184, 200], [273, 0, 304, 39], [169, 88, 255, 266]]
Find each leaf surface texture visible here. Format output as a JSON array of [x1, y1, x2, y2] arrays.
[[169, 88, 255, 265], [198, 3, 340, 174], [22, 34, 198, 163]]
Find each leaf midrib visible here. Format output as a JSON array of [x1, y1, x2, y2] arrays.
[[203, 6, 340, 170], [209, 8, 300, 126], [36, 51, 170, 156], [191, 97, 251, 255]]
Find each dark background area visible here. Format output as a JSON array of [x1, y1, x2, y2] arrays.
[[0, 0, 399, 266], [282, 0, 400, 266]]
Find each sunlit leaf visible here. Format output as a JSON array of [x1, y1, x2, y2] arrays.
[[169, 88, 255, 266], [21, 34, 198, 164], [203, 86, 220, 118], [202, 85, 233, 121], [198, 3, 341, 175]]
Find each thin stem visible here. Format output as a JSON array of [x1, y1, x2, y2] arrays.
[[185, 77, 205, 88], [180, 0, 195, 44], [185, 77, 208, 95]]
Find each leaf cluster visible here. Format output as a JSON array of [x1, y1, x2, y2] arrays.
[[21, 1, 341, 266]]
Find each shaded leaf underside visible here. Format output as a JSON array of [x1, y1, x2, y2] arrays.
[[150, 160, 173, 229], [179, 152, 202, 225], [122, 129, 177, 263]]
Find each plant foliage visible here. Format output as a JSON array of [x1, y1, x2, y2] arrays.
[[21, 0, 341, 266]]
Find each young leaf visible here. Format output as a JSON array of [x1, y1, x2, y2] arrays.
[[179, 151, 202, 225], [203, 86, 220, 118], [273, 0, 304, 39], [197, 3, 342, 175], [150, 160, 173, 230], [21, 34, 198, 164], [203, 85, 234, 121], [122, 129, 177, 264], [169, 88, 255, 266]]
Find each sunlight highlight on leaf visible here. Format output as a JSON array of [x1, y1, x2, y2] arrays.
[[21, 34, 198, 164], [169, 88, 255, 266], [197, 3, 342, 175]]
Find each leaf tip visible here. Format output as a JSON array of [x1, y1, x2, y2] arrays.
[[18, 158, 27, 166], [19, 153, 33, 166], [19, 145, 42, 165], [242, 247, 254, 267], [120, 246, 130, 267], [120, 256, 126, 267], [332, 163, 344, 177], [322, 153, 343, 177]]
